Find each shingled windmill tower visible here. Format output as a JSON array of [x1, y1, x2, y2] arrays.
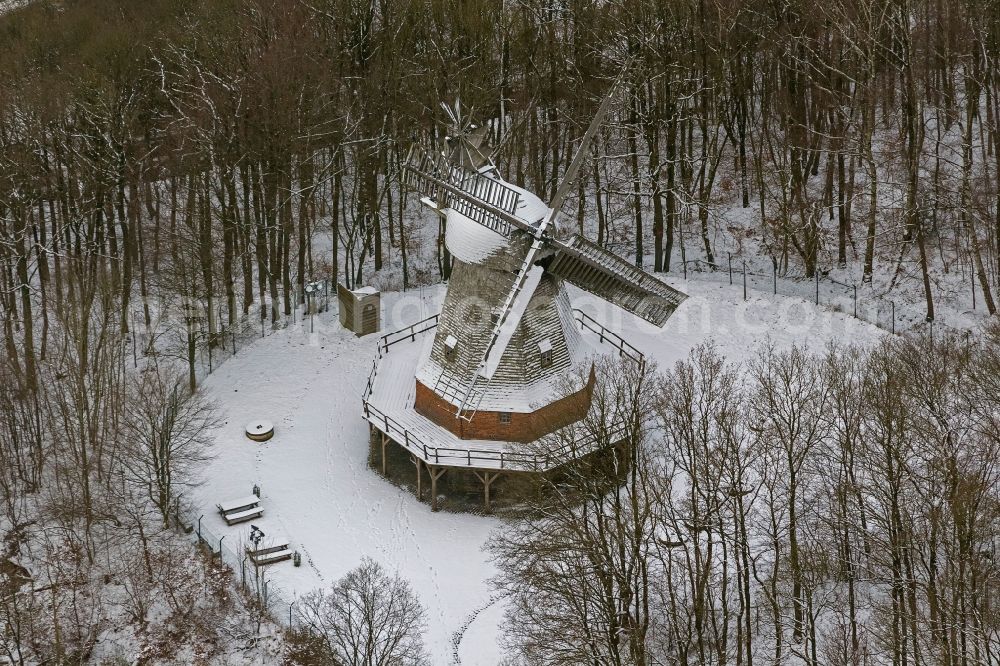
[[362, 77, 688, 509]]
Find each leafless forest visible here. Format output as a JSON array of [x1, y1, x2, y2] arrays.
[[0, 0, 998, 663], [495, 337, 1000, 666]]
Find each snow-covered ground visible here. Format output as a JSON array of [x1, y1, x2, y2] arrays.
[[0, 0, 31, 18], [193, 279, 885, 664]]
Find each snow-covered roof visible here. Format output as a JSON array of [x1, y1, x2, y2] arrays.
[[512, 184, 548, 225], [444, 172, 550, 264], [352, 286, 379, 295], [537, 338, 553, 354], [415, 347, 594, 414], [446, 208, 510, 263]]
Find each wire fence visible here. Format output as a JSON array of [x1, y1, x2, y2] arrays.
[[674, 256, 945, 336], [169, 498, 303, 631], [123, 281, 335, 389], [192, 284, 334, 386]]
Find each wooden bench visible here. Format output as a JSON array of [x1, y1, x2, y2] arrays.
[[223, 506, 263, 525], [217, 495, 263, 525], [246, 539, 292, 566]]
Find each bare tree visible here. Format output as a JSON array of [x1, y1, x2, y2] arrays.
[[120, 366, 218, 528], [490, 357, 658, 666], [294, 558, 428, 666], [652, 343, 756, 665], [748, 345, 831, 657]]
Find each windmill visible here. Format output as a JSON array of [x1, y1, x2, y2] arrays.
[[398, 71, 687, 441]]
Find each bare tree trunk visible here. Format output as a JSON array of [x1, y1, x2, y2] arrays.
[[630, 89, 644, 268], [12, 209, 37, 391], [962, 61, 997, 314]]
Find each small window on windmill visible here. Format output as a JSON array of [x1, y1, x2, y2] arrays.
[[498, 411, 512, 425], [444, 335, 458, 362], [538, 338, 553, 368], [490, 312, 500, 328]]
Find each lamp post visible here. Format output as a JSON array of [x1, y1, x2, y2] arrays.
[[250, 524, 265, 550], [305, 280, 325, 333]]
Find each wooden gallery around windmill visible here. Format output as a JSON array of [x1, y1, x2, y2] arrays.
[[362, 97, 687, 510]]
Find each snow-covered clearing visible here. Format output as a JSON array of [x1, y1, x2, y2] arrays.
[[193, 279, 884, 664]]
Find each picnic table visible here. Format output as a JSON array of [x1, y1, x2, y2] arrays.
[[217, 495, 263, 525], [246, 536, 293, 566]]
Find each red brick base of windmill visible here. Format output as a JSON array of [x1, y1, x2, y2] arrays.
[[413, 367, 596, 442]]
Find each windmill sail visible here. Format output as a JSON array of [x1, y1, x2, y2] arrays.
[[401, 144, 529, 237], [546, 235, 688, 326]]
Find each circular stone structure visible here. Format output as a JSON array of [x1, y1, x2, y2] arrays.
[[245, 420, 274, 442]]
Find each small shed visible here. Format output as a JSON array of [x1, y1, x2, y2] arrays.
[[338, 285, 381, 336]]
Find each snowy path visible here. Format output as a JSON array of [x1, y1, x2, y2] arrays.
[[193, 281, 883, 663]]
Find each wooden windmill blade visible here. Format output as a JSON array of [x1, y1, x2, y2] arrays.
[[545, 235, 688, 326], [400, 144, 531, 237], [546, 62, 631, 215]]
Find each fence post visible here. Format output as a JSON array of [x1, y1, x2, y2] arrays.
[[197, 515, 203, 542], [232, 329, 236, 355], [853, 285, 858, 318], [218, 535, 225, 559], [209, 344, 213, 374], [742, 261, 747, 301], [728, 252, 733, 285], [773, 264, 777, 295], [815, 269, 819, 305], [289, 603, 294, 627]]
